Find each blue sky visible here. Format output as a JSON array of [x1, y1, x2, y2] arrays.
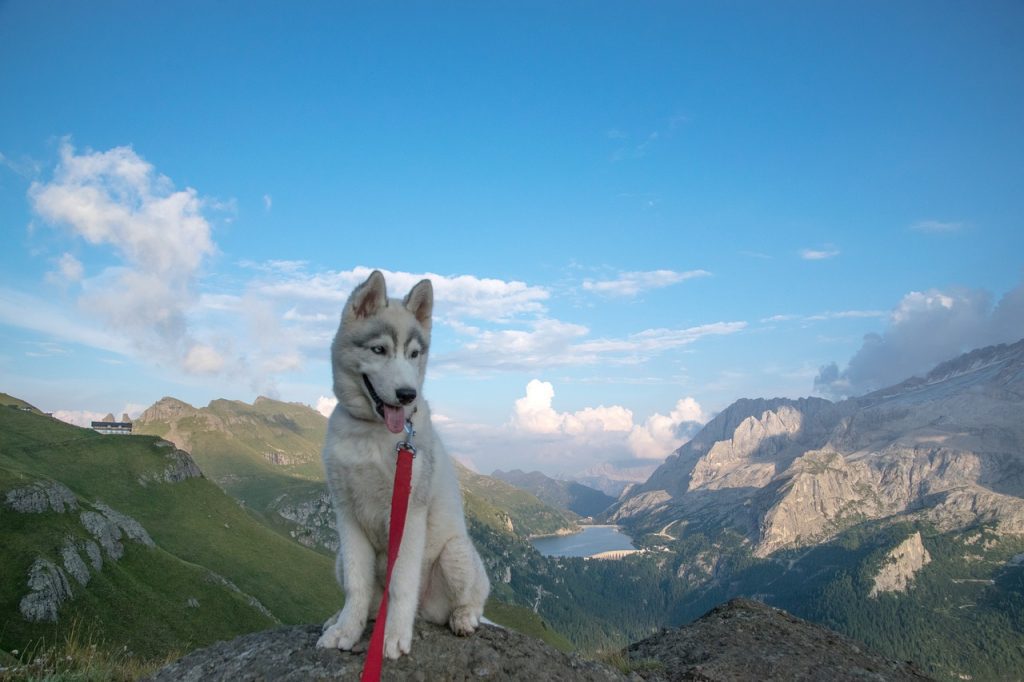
[[2, 2, 1022, 475]]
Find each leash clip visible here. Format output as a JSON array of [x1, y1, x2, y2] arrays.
[[396, 419, 417, 457]]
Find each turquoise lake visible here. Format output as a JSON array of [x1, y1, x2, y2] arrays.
[[529, 525, 636, 558]]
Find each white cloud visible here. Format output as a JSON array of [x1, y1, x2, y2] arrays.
[[628, 397, 707, 459], [452, 380, 711, 473], [763, 310, 886, 323], [45, 252, 84, 284], [248, 264, 549, 323], [52, 410, 105, 428], [182, 344, 225, 374], [315, 395, 337, 418], [437, 320, 746, 373], [912, 219, 963, 233], [29, 141, 217, 373], [263, 194, 272, 211], [799, 248, 840, 260], [582, 269, 711, 297], [815, 279, 1024, 398], [511, 380, 633, 435], [0, 287, 131, 355]]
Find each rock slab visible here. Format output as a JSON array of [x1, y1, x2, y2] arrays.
[[147, 621, 626, 682]]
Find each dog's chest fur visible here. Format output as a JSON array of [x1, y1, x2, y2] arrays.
[[326, 416, 435, 551]]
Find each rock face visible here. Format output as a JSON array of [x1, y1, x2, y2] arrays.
[[5, 480, 157, 623], [610, 340, 1024, 556], [147, 621, 625, 682], [626, 599, 933, 681], [148, 600, 932, 682], [869, 531, 932, 597]]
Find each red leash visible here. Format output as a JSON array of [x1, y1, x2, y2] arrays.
[[360, 424, 417, 682]]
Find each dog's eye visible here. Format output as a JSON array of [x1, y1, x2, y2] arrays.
[[371, 345, 386, 355], [410, 349, 420, 359]]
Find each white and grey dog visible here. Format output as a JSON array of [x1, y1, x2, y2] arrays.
[[316, 270, 490, 660]]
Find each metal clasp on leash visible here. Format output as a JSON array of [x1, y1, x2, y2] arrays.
[[396, 419, 416, 457]]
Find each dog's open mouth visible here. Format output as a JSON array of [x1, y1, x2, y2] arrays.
[[362, 374, 406, 434]]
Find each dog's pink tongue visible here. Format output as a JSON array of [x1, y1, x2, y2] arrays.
[[383, 404, 405, 434]]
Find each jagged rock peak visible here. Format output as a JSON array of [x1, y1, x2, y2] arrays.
[[137, 397, 198, 423], [870, 531, 932, 597]]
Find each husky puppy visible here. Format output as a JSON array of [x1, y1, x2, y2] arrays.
[[317, 270, 490, 660]]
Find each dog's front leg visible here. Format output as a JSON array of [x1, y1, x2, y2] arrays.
[[383, 507, 427, 659], [317, 510, 375, 650]]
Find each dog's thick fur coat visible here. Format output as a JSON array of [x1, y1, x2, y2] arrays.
[[316, 271, 490, 660]]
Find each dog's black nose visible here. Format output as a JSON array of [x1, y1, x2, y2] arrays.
[[396, 387, 417, 405]]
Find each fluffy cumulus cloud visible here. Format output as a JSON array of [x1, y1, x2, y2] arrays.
[[505, 380, 708, 466], [30, 141, 217, 373], [315, 395, 338, 418], [628, 397, 707, 459], [582, 269, 711, 297], [511, 380, 633, 435], [814, 279, 1024, 398]]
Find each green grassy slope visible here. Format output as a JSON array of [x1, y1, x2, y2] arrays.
[[1, 395, 43, 414], [457, 463, 578, 537], [0, 406, 340, 662], [134, 397, 326, 513]]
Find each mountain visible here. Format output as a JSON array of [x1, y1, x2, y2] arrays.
[[492, 469, 616, 518], [607, 339, 1024, 680], [0, 403, 340, 664], [611, 339, 1024, 552], [570, 460, 661, 498]]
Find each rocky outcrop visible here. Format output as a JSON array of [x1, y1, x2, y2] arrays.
[[148, 599, 932, 682], [270, 490, 338, 552], [138, 443, 204, 485], [626, 599, 932, 681], [870, 532, 932, 597], [9, 482, 159, 623], [80, 502, 155, 560], [147, 621, 625, 682], [4, 480, 79, 514], [19, 559, 74, 623]]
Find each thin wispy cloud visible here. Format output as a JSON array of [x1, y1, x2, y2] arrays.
[[799, 247, 840, 260], [437, 320, 746, 372], [911, 219, 964, 233], [761, 310, 885, 324], [582, 269, 711, 297]]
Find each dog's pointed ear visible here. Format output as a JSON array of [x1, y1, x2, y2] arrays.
[[346, 270, 388, 320], [404, 279, 433, 330]]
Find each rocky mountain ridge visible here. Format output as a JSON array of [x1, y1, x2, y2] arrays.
[[611, 339, 1024, 557]]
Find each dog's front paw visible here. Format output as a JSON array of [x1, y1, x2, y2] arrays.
[[317, 617, 364, 650], [449, 606, 481, 636], [383, 627, 412, 659]]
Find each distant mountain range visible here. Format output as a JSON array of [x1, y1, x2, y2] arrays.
[[611, 338, 1024, 552], [491, 468, 616, 518]]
